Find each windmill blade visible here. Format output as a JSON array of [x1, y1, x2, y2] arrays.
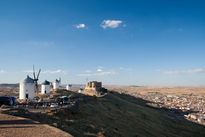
[[37, 69, 41, 79], [33, 65, 36, 79], [34, 81, 39, 93]]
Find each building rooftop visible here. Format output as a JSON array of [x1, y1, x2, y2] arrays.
[[23, 75, 34, 83], [42, 80, 50, 85], [55, 79, 60, 83]]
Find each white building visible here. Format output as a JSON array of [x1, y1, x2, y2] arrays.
[[41, 80, 50, 94], [66, 84, 72, 90], [78, 88, 83, 93], [53, 78, 61, 90], [19, 75, 35, 100]]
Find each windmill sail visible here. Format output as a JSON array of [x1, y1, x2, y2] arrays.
[[33, 65, 36, 79], [32, 65, 41, 93], [37, 69, 41, 79]]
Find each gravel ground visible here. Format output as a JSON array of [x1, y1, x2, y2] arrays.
[[0, 113, 73, 137]]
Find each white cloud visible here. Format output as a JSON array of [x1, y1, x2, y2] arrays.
[[119, 67, 132, 71], [75, 24, 86, 29], [85, 70, 92, 73], [97, 68, 103, 72], [97, 66, 104, 72], [77, 71, 116, 77], [101, 20, 123, 29], [24, 70, 68, 74], [79, 66, 116, 76], [97, 71, 116, 76], [42, 70, 68, 74], [163, 69, 205, 75], [0, 70, 5, 73], [23, 70, 33, 73]]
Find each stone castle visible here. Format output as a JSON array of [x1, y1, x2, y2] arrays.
[[85, 81, 102, 91], [83, 81, 107, 96]]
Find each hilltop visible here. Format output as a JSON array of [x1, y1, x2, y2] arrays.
[[2, 90, 205, 137]]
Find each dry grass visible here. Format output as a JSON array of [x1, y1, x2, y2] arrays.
[[3, 90, 205, 137]]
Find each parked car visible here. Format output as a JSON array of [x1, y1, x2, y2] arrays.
[[56, 96, 69, 104], [50, 103, 58, 108], [10, 97, 18, 105], [0, 96, 14, 106]]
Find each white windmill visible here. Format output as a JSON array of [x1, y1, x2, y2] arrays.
[[19, 75, 35, 100], [53, 78, 61, 90], [32, 65, 41, 93], [66, 84, 72, 90], [41, 80, 50, 94]]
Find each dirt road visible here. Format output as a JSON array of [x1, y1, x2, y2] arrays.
[[0, 113, 73, 137]]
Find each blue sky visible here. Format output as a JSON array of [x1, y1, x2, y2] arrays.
[[0, 0, 205, 86]]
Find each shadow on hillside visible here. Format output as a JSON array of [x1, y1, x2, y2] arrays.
[[109, 91, 205, 126], [1, 90, 205, 137], [0, 119, 38, 125]]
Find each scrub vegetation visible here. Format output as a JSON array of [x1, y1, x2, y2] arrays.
[[2, 91, 205, 137]]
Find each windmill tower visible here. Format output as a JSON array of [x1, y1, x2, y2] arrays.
[[66, 84, 72, 90], [19, 75, 35, 100], [33, 65, 41, 93], [41, 80, 50, 94], [53, 78, 61, 90]]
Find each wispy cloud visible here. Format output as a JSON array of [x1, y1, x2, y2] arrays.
[[75, 24, 86, 29], [24, 70, 68, 74], [24, 70, 33, 73], [97, 68, 103, 72], [101, 20, 123, 29], [79, 66, 116, 76], [163, 69, 205, 75], [0, 70, 5, 73], [85, 70, 92, 73], [42, 70, 68, 74], [119, 67, 133, 71], [77, 71, 116, 77]]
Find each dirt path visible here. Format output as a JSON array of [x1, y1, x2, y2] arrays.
[[0, 113, 73, 137]]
